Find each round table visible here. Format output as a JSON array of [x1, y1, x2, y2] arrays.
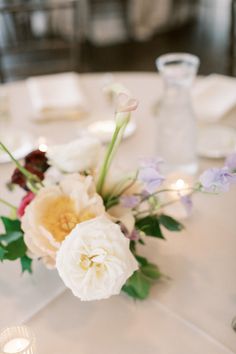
[[0, 73, 236, 354]]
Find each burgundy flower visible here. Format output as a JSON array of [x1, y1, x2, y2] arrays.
[[25, 150, 49, 172], [11, 168, 27, 189], [11, 165, 44, 190], [10, 149, 49, 190]]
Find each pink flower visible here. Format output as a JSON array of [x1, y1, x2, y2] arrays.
[[115, 93, 138, 113], [17, 192, 35, 218]]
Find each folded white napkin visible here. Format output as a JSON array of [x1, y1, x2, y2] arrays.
[[193, 74, 236, 122], [27, 72, 88, 121]]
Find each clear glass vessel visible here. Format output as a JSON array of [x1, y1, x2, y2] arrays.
[[155, 53, 200, 175], [0, 326, 36, 354]]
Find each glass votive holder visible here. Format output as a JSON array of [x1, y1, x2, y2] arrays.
[[0, 326, 36, 354]]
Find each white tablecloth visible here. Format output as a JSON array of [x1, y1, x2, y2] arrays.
[[0, 73, 236, 354]]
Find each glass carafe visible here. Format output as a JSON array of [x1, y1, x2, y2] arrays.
[[156, 53, 200, 175]]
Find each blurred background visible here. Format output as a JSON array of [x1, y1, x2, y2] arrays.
[[0, 0, 234, 82]]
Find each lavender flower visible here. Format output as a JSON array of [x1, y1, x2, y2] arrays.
[[138, 167, 165, 194], [199, 167, 236, 193], [139, 157, 164, 170], [120, 195, 139, 208], [138, 157, 165, 194], [180, 194, 193, 216], [225, 153, 236, 172]]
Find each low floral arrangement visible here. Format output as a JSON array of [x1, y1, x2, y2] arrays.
[[0, 92, 236, 301]]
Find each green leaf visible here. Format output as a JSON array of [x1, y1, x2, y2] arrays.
[[122, 284, 139, 299], [138, 238, 145, 245], [122, 270, 151, 300], [159, 214, 184, 232], [0, 245, 7, 261], [135, 255, 148, 267], [135, 216, 165, 239], [20, 255, 33, 274], [1, 216, 21, 233], [4, 238, 27, 260], [104, 196, 119, 209], [129, 240, 136, 253], [0, 231, 23, 244], [141, 263, 161, 280]]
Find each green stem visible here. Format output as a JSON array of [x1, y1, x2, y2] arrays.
[[134, 191, 195, 217], [0, 142, 42, 193], [0, 198, 17, 211], [96, 114, 130, 195], [96, 125, 120, 194], [160, 191, 195, 208], [116, 170, 138, 197], [138, 187, 195, 205], [0, 142, 33, 179]]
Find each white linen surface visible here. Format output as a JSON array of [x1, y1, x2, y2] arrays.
[[1, 73, 236, 354], [0, 261, 65, 328], [193, 74, 236, 122], [27, 72, 88, 121]]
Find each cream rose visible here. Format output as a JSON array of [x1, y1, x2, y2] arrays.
[[21, 174, 105, 267], [46, 136, 102, 173], [56, 216, 138, 301]]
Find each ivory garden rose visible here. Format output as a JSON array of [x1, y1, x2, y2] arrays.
[[21, 174, 105, 267], [56, 216, 138, 301]]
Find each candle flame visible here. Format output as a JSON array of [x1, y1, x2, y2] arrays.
[[38, 143, 48, 153], [175, 179, 186, 190]]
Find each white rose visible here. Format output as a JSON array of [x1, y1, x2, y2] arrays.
[[46, 136, 102, 173], [56, 216, 138, 301], [21, 174, 105, 268], [43, 166, 64, 186]]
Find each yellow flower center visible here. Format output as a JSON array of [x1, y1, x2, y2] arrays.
[[79, 252, 107, 276], [41, 196, 95, 243]]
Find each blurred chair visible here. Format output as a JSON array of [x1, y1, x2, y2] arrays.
[[83, 0, 129, 45], [128, 0, 200, 41], [0, 0, 80, 82], [83, 0, 200, 45], [231, 0, 236, 76]]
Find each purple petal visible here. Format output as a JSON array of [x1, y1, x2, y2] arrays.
[[199, 167, 236, 193], [120, 195, 139, 208], [139, 157, 164, 171], [144, 179, 164, 194], [138, 167, 165, 193], [180, 194, 193, 216]]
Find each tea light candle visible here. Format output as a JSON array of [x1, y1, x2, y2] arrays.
[[3, 338, 29, 353], [87, 119, 136, 143], [0, 326, 35, 354], [170, 178, 190, 197], [164, 173, 194, 219]]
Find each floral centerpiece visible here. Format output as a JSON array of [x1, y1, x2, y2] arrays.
[[0, 92, 236, 301]]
